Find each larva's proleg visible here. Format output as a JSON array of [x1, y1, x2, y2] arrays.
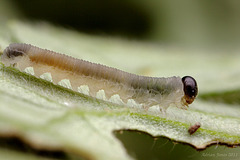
[[1, 43, 198, 111]]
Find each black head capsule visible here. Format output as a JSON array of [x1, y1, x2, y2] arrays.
[[182, 76, 198, 105]]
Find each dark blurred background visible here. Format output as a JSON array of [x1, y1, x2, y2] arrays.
[[11, 0, 151, 39], [3, 0, 240, 48]]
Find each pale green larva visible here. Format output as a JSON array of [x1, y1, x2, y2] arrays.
[[1, 43, 198, 111]]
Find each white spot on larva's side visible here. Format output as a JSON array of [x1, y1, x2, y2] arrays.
[[127, 99, 137, 108], [148, 105, 161, 114], [63, 101, 75, 108], [63, 101, 71, 106], [109, 94, 125, 105], [127, 99, 143, 109], [24, 67, 34, 75], [96, 89, 107, 101], [78, 85, 90, 96], [40, 72, 53, 82], [58, 79, 72, 89]]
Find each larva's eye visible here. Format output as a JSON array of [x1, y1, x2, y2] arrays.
[[182, 76, 198, 104]]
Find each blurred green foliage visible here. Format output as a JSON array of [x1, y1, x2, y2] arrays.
[[7, 0, 240, 48]]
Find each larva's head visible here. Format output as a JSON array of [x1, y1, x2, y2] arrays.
[[182, 76, 198, 104], [1, 43, 30, 67]]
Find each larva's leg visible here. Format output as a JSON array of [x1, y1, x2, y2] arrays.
[[159, 106, 167, 114], [142, 105, 149, 112]]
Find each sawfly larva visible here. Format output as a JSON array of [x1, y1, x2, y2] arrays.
[[1, 43, 198, 111]]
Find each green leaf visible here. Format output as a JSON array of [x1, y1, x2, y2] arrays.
[[0, 21, 240, 160]]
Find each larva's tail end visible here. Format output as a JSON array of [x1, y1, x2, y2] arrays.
[[182, 76, 198, 105], [1, 43, 31, 67]]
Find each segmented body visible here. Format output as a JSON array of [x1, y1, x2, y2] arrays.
[[1, 43, 198, 110]]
